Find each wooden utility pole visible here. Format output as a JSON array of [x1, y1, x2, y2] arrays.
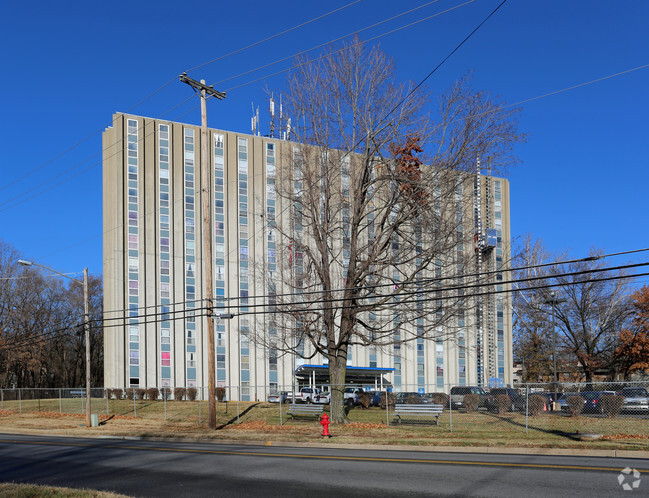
[[180, 73, 226, 429], [83, 267, 91, 427]]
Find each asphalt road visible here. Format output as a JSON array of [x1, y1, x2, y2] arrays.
[[0, 434, 646, 497]]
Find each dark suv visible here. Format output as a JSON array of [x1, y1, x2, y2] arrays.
[[450, 386, 488, 410], [486, 387, 526, 412]]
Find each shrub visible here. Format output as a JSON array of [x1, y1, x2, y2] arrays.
[[357, 393, 372, 409], [187, 387, 198, 401], [215, 387, 226, 401], [566, 395, 585, 417], [135, 388, 146, 401], [428, 393, 449, 407], [160, 387, 171, 400], [174, 387, 186, 401], [112, 388, 124, 400], [600, 394, 625, 418], [125, 388, 135, 400], [528, 395, 547, 416], [463, 394, 479, 413], [495, 394, 511, 414], [379, 392, 397, 409], [405, 394, 423, 405]]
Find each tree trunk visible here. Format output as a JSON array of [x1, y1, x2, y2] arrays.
[[328, 351, 348, 423]]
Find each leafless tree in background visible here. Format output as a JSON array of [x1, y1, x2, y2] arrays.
[[0, 238, 103, 389], [513, 237, 634, 383]]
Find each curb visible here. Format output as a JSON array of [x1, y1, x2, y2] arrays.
[[3, 429, 649, 460], [94, 434, 649, 460]]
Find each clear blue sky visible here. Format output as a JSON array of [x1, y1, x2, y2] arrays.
[[0, 0, 647, 280]]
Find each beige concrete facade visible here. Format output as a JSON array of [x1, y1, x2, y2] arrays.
[[103, 112, 513, 398]]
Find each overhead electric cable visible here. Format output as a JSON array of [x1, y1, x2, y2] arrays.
[[0, 2, 362, 197]]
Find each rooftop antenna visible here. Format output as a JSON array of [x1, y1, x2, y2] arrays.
[[269, 95, 276, 138], [286, 117, 292, 141], [251, 102, 257, 135]]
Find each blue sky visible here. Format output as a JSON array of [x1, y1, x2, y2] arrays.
[[0, 0, 647, 281]]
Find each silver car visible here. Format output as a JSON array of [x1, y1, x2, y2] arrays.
[[620, 387, 649, 412]]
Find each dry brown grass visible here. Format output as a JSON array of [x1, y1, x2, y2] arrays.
[[2, 399, 649, 451], [0, 483, 129, 497]]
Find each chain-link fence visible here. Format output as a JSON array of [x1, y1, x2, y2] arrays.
[[2, 381, 648, 437]]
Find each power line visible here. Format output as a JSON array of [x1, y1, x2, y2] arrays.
[[4, 267, 645, 352], [213, 0, 448, 88], [184, 0, 363, 73], [0, 1, 363, 200], [0, 1, 468, 216]]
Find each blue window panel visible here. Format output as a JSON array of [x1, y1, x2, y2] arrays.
[[187, 345, 196, 353], [161, 344, 171, 352], [187, 368, 196, 380], [161, 367, 171, 378], [217, 370, 226, 381], [217, 347, 226, 354], [130, 366, 139, 377], [241, 371, 250, 382], [129, 342, 139, 350], [269, 371, 278, 383]]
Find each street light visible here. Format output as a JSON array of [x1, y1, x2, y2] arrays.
[[18, 260, 92, 427], [543, 291, 567, 407]]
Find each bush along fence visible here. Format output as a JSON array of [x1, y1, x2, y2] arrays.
[[1, 381, 648, 436]]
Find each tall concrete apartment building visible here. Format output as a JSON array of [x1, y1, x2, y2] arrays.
[[103, 113, 512, 399]]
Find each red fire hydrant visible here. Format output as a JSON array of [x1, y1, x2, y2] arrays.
[[320, 413, 331, 437]]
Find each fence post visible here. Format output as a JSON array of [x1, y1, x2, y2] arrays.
[[199, 387, 202, 424], [279, 395, 283, 426], [134, 394, 137, 418], [59, 388, 62, 414], [237, 387, 240, 425], [385, 388, 389, 427], [164, 388, 167, 421], [19, 388, 22, 414], [106, 390, 109, 417], [449, 386, 453, 433], [1, 390, 3, 411], [525, 384, 529, 434]]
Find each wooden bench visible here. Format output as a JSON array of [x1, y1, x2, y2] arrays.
[[286, 403, 324, 421], [393, 404, 443, 425]]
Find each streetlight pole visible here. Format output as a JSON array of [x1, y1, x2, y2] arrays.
[[18, 260, 92, 427]]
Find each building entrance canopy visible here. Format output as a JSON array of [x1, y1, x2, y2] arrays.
[[294, 364, 394, 387]]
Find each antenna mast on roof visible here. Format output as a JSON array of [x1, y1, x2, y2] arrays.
[[269, 94, 276, 138]]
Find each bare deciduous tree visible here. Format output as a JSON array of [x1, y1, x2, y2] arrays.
[[255, 38, 524, 421], [513, 237, 634, 383], [0, 238, 103, 389]]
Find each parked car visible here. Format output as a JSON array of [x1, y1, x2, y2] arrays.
[[486, 387, 526, 412], [395, 392, 431, 404], [267, 391, 289, 403], [450, 386, 489, 410], [620, 387, 649, 412], [313, 391, 331, 404], [344, 387, 365, 406], [367, 391, 383, 407], [294, 387, 322, 403], [557, 391, 608, 415]]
